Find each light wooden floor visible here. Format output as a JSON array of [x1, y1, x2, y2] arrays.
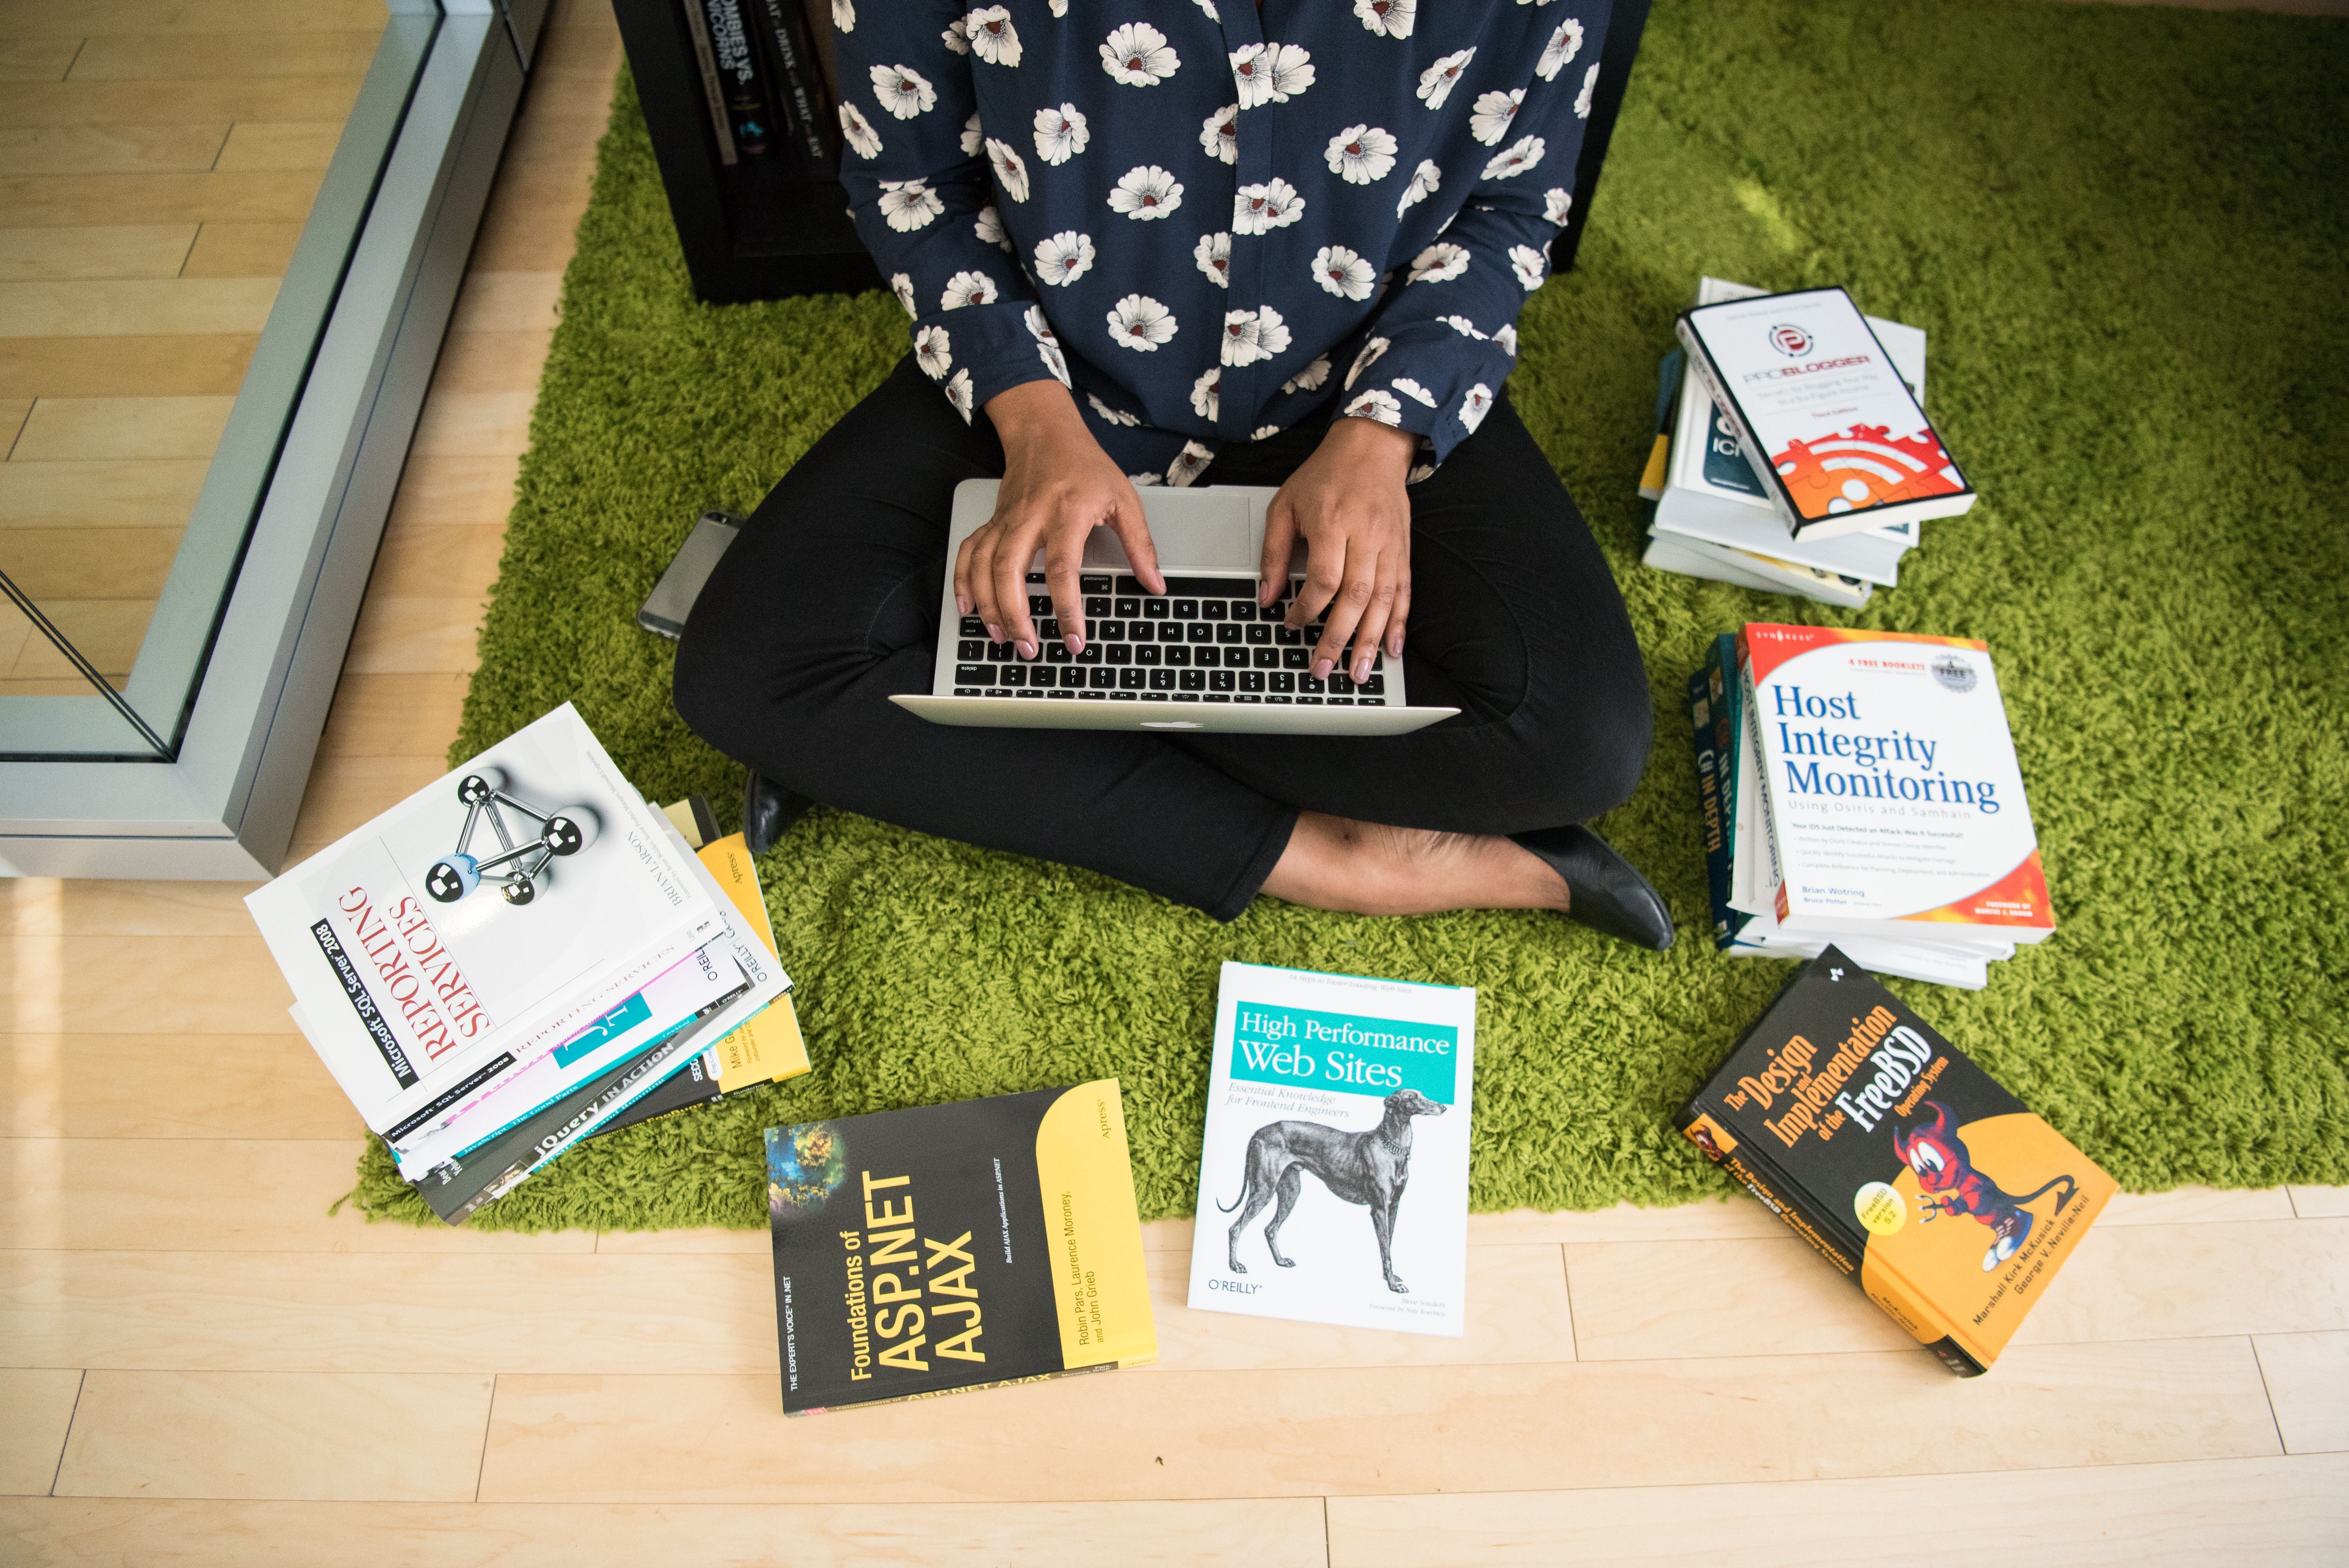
[[4, 1, 2347, 1563]]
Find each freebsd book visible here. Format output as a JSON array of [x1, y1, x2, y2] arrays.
[[1187, 962, 1477, 1338], [765, 1082, 1156, 1415], [1678, 948, 2114, 1375], [1677, 286, 1976, 541]]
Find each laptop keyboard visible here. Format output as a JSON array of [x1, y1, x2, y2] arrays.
[[950, 574, 1391, 705]]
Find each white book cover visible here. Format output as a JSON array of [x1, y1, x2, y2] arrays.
[[1742, 625, 2054, 943], [1187, 962, 1476, 1338], [1641, 535, 1872, 609], [1678, 286, 1974, 540], [1656, 278, 1924, 587], [245, 704, 724, 1137]]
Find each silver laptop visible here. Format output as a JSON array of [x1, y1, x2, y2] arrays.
[[892, 481, 1458, 735]]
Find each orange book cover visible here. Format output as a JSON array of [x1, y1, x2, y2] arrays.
[[1677, 948, 2113, 1374]]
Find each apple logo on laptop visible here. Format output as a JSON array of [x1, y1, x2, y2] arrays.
[[1141, 720, 1205, 729]]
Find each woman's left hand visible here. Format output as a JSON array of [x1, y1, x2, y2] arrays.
[[1258, 417, 1420, 684]]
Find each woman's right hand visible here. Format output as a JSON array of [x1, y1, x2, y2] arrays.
[[958, 380, 1165, 658]]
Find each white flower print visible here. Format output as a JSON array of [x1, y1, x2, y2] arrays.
[[1283, 356, 1331, 393], [1088, 394, 1140, 427], [1023, 304, 1056, 343], [870, 63, 936, 120], [1106, 293, 1177, 351], [1576, 62, 1599, 118], [1324, 124, 1398, 185], [960, 111, 982, 156], [839, 102, 881, 160], [1049, 0, 1068, 14], [1407, 242, 1469, 283], [1344, 336, 1390, 391], [1220, 305, 1290, 367], [1437, 313, 1487, 339], [1543, 187, 1573, 226], [1407, 463, 1436, 485], [1130, 472, 1163, 486], [1194, 230, 1231, 288], [1253, 424, 1283, 440], [939, 270, 997, 310], [1109, 164, 1183, 220], [1396, 158, 1440, 217], [1166, 441, 1214, 488], [1346, 388, 1404, 426], [1194, 0, 1220, 18], [941, 16, 968, 53], [888, 273, 916, 316], [1494, 323, 1518, 357], [1537, 18, 1584, 80], [1353, 0, 1413, 39], [1459, 383, 1494, 433], [1233, 177, 1305, 234], [1199, 103, 1238, 164], [966, 7, 1021, 66], [1509, 244, 1548, 291], [1417, 48, 1474, 110], [1230, 41, 1313, 109], [914, 323, 952, 379], [1101, 22, 1179, 85], [1312, 245, 1377, 301], [1032, 103, 1088, 165], [974, 205, 1011, 250], [1391, 377, 1438, 407], [1191, 366, 1220, 421], [1033, 230, 1095, 286], [984, 138, 1031, 202], [1037, 336, 1070, 385], [1469, 88, 1522, 147], [1483, 135, 1545, 180], [945, 368, 974, 422], [833, 0, 854, 30], [877, 179, 942, 231]]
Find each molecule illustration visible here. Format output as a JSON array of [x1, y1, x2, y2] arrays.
[[423, 767, 599, 907]]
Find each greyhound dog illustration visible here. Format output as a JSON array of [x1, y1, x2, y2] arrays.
[[1892, 1099, 2079, 1271], [1216, 1089, 1445, 1293]]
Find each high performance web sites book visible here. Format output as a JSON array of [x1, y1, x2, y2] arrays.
[[1678, 949, 2114, 1375], [1187, 962, 1477, 1338], [765, 1081, 1155, 1415], [245, 704, 725, 1139], [1678, 286, 1975, 541], [1743, 624, 2055, 945]]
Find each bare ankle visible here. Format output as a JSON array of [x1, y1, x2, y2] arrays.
[[1260, 813, 1571, 917]]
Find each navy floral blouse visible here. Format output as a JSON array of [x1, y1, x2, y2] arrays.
[[830, 0, 1610, 486]]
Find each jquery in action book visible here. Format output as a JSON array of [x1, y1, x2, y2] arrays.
[[1678, 949, 2114, 1375], [766, 1082, 1156, 1414], [1187, 962, 1477, 1338], [1677, 286, 1975, 541]]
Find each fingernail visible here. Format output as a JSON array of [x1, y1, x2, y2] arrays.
[[955, 595, 972, 615], [1065, 634, 1084, 655], [986, 623, 1003, 642], [1017, 640, 1038, 660], [1387, 633, 1403, 657], [1312, 658, 1334, 679], [1354, 659, 1371, 681]]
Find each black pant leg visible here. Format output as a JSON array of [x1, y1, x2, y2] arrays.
[[672, 357, 1298, 919], [1177, 392, 1654, 835]]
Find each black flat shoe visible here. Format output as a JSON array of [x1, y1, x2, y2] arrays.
[[1510, 825, 1675, 951], [742, 771, 812, 854]]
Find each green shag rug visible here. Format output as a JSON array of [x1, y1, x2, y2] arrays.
[[352, 0, 2349, 1230]]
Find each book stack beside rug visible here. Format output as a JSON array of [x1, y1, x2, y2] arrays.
[[248, 704, 806, 1224]]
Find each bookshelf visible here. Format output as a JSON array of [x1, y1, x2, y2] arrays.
[[611, 0, 880, 305], [610, 0, 1646, 306]]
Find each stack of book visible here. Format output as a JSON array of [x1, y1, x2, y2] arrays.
[[681, 0, 841, 178], [1688, 625, 2055, 991], [247, 704, 808, 1224], [1640, 278, 1966, 608]]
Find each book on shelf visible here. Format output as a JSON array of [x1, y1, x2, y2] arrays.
[[1652, 278, 1927, 589], [1677, 948, 2114, 1376], [749, 0, 839, 175], [765, 1081, 1157, 1414], [1186, 962, 1477, 1338], [693, 0, 773, 161], [1676, 285, 1975, 542]]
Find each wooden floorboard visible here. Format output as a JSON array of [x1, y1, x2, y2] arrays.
[[1, 0, 2341, 1558]]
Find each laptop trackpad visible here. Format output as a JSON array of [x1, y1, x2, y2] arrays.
[[1075, 494, 1253, 570]]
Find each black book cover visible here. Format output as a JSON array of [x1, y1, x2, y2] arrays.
[[766, 1081, 1155, 1415], [750, 0, 838, 173], [700, 0, 772, 157], [1677, 948, 2114, 1374], [589, 1046, 725, 1139]]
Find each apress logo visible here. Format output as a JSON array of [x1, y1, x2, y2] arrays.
[[1768, 323, 1813, 357]]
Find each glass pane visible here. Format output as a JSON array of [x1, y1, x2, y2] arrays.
[[0, 0, 428, 759]]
